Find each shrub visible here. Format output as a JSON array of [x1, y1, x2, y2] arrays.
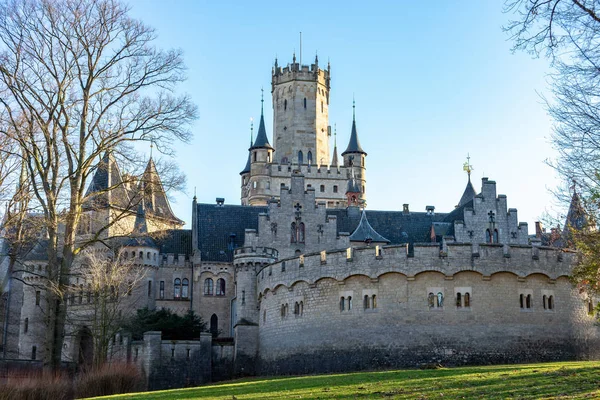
[[74, 363, 145, 398], [0, 372, 73, 400]]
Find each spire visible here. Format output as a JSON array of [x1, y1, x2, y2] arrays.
[[331, 124, 339, 167], [458, 155, 477, 207], [342, 99, 366, 156], [240, 119, 253, 175], [126, 203, 157, 248], [84, 151, 131, 210], [138, 158, 184, 226], [349, 210, 390, 244], [563, 182, 587, 235], [251, 91, 273, 150]]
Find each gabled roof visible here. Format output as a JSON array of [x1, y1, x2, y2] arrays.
[[84, 152, 131, 210], [458, 177, 477, 207], [341, 118, 366, 156], [136, 158, 184, 226], [349, 210, 390, 244], [250, 113, 273, 150]]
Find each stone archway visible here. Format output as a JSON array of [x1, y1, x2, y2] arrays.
[[77, 327, 94, 369], [210, 314, 218, 337]]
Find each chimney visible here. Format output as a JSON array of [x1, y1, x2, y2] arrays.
[[403, 204, 410, 214], [216, 198, 225, 207], [426, 205, 435, 215]]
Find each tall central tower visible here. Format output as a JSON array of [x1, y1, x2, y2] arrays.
[[271, 54, 331, 167]]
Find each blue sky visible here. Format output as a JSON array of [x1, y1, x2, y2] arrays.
[[127, 1, 560, 230]]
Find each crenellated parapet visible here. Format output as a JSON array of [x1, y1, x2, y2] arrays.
[[256, 243, 574, 294], [233, 246, 279, 268]]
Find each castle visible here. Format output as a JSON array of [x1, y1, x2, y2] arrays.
[[1, 54, 599, 386]]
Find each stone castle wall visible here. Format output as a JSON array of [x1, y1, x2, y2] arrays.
[[253, 243, 600, 374]]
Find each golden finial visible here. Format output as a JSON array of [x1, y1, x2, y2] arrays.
[[463, 153, 473, 178]]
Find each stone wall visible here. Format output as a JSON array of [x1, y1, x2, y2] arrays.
[[253, 243, 600, 375]]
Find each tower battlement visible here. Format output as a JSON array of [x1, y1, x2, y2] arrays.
[[272, 62, 330, 88]]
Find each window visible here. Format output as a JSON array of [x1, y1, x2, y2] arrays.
[[456, 293, 462, 308], [159, 281, 165, 299], [281, 261, 286, 272], [303, 97, 307, 108], [253, 152, 257, 162], [348, 296, 353, 310], [147, 252, 151, 259], [24, 317, 28, 333], [372, 295, 377, 309], [182, 278, 189, 298], [340, 297, 345, 311], [284, 99, 287, 111], [493, 229, 498, 243], [543, 295, 547, 309], [340, 296, 352, 311], [321, 101, 324, 113], [526, 294, 532, 308], [364, 295, 370, 309], [298, 223, 305, 243], [464, 292, 470, 307], [333, 185, 338, 193], [298, 151, 303, 165], [543, 294, 554, 310], [31, 346, 37, 360], [148, 280, 152, 297], [486, 229, 492, 243], [204, 278, 214, 295], [174, 278, 181, 298], [139, 251, 143, 259], [35, 291, 40, 306], [216, 278, 226, 296], [320, 185, 325, 193], [307, 151, 313, 165], [428, 292, 444, 309]]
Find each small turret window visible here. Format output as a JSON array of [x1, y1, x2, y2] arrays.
[[284, 99, 287, 111], [298, 151, 303, 165], [307, 151, 313, 165], [253, 152, 257, 162], [304, 97, 307, 109]]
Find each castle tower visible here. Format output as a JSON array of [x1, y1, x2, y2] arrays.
[[246, 93, 275, 206], [272, 54, 331, 167], [342, 101, 367, 206]]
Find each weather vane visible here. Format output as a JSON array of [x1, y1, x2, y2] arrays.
[[463, 153, 473, 177]]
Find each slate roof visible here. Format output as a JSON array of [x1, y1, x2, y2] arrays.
[[22, 239, 49, 261], [240, 151, 251, 175], [458, 177, 477, 207], [155, 229, 192, 255], [250, 113, 273, 150], [196, 204, 267, 262], [136, 158, 184, 225], [564, 191, 587, 234], [125, 205, 157, 248], [349, 210, 390, 243], [327, 208, 449, 245], [84, 152, 132, 210], [342, 118, 366, 156]]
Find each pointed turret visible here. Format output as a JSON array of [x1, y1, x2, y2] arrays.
[[563, 187, 587, 236], [331, 124, 339, 168], [126, 203, 157, 248], [138, 157, 184, 226], [250, 89, 273, 150], [458, 155, 477, 207], [341, 100, 366, 157], [349, 210, 390, 245], [84, 151, 131, 210]]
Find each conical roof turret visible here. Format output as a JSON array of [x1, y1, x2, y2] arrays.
[[563, 188, 587, 235], [342, 100, 366, 156], [349, 210, 390, 244], [250, 90, 273, 150], [331, 124, 339, 168], [126, 203, 157, 248]]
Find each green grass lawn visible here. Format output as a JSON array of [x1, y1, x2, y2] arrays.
[[91, 361, 600, 400]]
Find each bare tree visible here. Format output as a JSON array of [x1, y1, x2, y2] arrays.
[[65, 247, 150, 368], [505, 0, 600, 299], [0, 0, 196, 371]]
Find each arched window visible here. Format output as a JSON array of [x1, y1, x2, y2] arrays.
[[548, 295, 554, 310], [216, 278, 226, 296], [294, 302, 300, 315], [303, 97, 307, 108], [437, 292, 444, 307], [320, 185, 325, 192], [372, 295, 377, 309], [146, 251, 151, 259], [464, 292, 470, 307], [543, 295, 547, 309], [281, 304, 286, 317], [298, 223, 305, 243], [340, 297, 345, 311], [428, 292, 435, 308], [284, 99, 287, 111], [347, 296, 353, 310], [182, 278, 189, 298], [210, 314, 218, 336], [204, 278, 214, 295], [300, 301, 304, 315], [456, 292, 462, 308], [520, 294, 524, 308], [364, 295, 370, 309], [493, 229, 499, 243], [253, 152, 257, 162], [174, 278, 181, 298], [298, 150, 303, 165], [486, 229, 492, 243], [526, 294, 532, 309], [307, 151, 313, 165], [131, 251, 135, 258], [291, 222, 297, 243], [139, 251, 143, 258]]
